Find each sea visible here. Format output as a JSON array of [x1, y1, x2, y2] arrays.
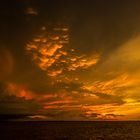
[[0, 121, 140, 140]]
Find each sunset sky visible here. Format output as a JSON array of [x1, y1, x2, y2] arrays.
[[1, 0, 140, 121]]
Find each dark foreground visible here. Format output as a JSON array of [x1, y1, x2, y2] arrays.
[[0, 121, 140, 140]]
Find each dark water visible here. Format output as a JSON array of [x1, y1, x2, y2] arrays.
[[0, 121, 140, 140]]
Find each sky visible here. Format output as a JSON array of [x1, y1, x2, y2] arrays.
[[1, 0, 140, 121]]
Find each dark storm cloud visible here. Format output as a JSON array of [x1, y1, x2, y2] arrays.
[[68, 0, 140, 54], [105, 114, 125, 118], [0, 96, 42, 114], [81, 113, 101, 119], [0, 83, 42, 115], [83, 113, 125, 120], [44, 110, 125, 120], [44, 110, 87, 120]]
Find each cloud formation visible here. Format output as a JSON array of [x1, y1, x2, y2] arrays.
[[2, 0, 140, 121], [26, 26, 100, 78], [3, 34, 140, 120]]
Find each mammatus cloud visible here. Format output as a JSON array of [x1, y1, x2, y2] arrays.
[[26, 26, 100, 78]]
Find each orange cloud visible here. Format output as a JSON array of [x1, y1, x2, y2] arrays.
[[68, 54, 100, 71], [44, 105, 59, 109], [25, 26, 70, 77], [28, 115, 47, 120], [7, 83, 34, 100], [26, 27, 100, 79], [48, 69, 63, 77], [46, 100, 76, 106], [82, 74, 132, 95], [25, 7, 38, 15]]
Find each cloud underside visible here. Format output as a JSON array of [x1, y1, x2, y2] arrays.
[[26, 26, 100, 78]]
